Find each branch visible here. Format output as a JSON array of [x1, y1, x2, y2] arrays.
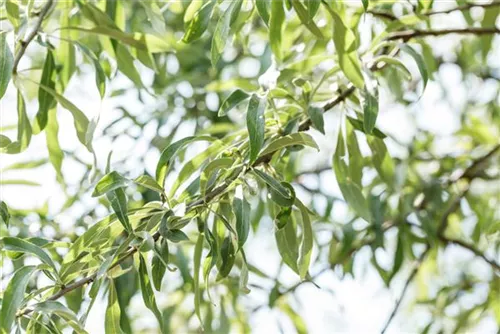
[[386, 27, 500, 41], [424, 1, 500, 16], [440, 236, 500, 272], [12, 0, 54, 74], [380, 246, 431, 334]]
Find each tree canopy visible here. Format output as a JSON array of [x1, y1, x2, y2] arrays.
[[1, 0, 500, 333]]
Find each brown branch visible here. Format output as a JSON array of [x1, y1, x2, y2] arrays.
[[424, 1, 500, 16], [439, 236, 500, 272], [386, 27, 500, 41], [12, 0, 54, 74], [380, 246, 431, 334]]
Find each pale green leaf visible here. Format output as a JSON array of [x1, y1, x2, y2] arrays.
[[92, 171, 130, 197], [0, 32, 13, 99]]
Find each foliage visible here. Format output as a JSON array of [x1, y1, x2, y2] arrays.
[[1, 0, 500, 333]]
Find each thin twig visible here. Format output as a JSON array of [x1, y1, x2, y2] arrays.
[[12, 0, 54, 74], [440, 236, 500, 272], [380, 246, 430, 334], [424, 1, 500, 16], [386, 27, 500, 41]]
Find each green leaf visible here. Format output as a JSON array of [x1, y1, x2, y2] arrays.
[[372, 56, 412, 80], [165, 229, 189, 243], [346, 116, 387, 139], [259, 132, 319, 157], [253, 169, 295, 207], [32, 301, 87, 334], [363, 86, 379, 135], [0, 32, 13, 99], [307, 106, 325, 134], [199, 157, 234, 197], [296, 200, 313, 279], [2, 91, 32, 154], [0, 266, 36, 333], [218, 89, 249, 116], [0, 201, 10, 227], [255, 0, 270, 26], [152, 239, 169, 291], [218, 237, 236, 278], [211, 0, 241, 66], [481, 5, 500, 60], [1, 237, 58, 273], [362, 0, 369, 11], [67, 27, 171, 53], [74, 42, 106, 98], [400, 44, 428, 92], [331, 10, 364, 89], [193, 233, 204, 326], [307, 0, 321, 20], [35, 50, 56, 132], [155, 136, 215, 188], [239, 251, 251, 294], [116, 44, 143, 87], [367, 137, 395, 188], [106, 187, 133, 233], [105, 279, 122, 334], [133, 175, 164, 194], [34, 82, 90, 149], [291, 1, 324, 38], [45, 109, 64, 182], [275, 207, 299, 273], [269, 0, 285, 60], [333, 129, 371, 222], [92, 171, 130, 197], [182, 1, 216, 43], [246, 94, 267, 163], [233, 196, 250, 250], [138, 255, 165, 333]]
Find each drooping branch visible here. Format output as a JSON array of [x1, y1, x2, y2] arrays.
[[12, 0, 54, 74], [440, 236, 500, 272], [387, 27, 500, 41]]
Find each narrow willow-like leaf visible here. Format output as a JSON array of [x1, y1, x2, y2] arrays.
[[362, 0, 369, 11], [291, 1, 324, 38], [36, 50, 56, 132], [0, 266, 36, 333], [307, 106, 325, 134], [218, 237, 236, 278], [199, 157, 234, 197], [269, 0, 285, 60], [32, 301, 87, 334], [275, 207, 299, 273], [253, 169, 295, 206], [246, 95, 266, 163], [347, 116, 387, 139], [116, 44, 143, 87], [46, 109, 64, 182], [331, 10, 364, 89], [307, 0, 321, 20], [74, 42, 106, 98], [34, 82, 90, 149], [0, 32, 13, 99], [182, 1, 216, 43], [193, 233, 204, 327], [105, 279, 122, 334], [239, 251, 251, 294], [106, 188, 132, 233], [134, 175, 164, 194], [280, 303, 307, 334], [1, 237, 58, 273], [152, 239, 169, 290], [138, 255, 165, 333], [211, 0, 241, 66], [92, 171, 130, 197], [0, 201, 10, 227], [2, 91, 32, 154], [233, 196, 250, 250], [400, 44, 428, 92], [256, 0, 270, 26], [218, 89, 249, 116], [296, 200, 313, 279], [372, 56, 412, 80], [67, 27, 171, 53], [367, 137, 395, 188], [155, 136, 214, 187], [333, 129, 371, 222], [363, 86, 379, 135], [259, 132, 319, 157]]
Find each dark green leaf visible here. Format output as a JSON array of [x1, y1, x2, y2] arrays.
[[307, 106, 325, 134], [152, 239, 169, 291], [400, 44, 428, 92], [256, 0, 270, 26], [291, 1, 324, 38], [0, 201, 10, 227], [138, 255, 165, 332], [296, 200, 313, 279], [218, 89, 249, 116], [259, 132, 319, 157], [0, 266, 36, 333], [133, 175, 164, 194], [363, 86, 379, 135], [193, 233, 204, 325], [246, 94, 266, 163], [218, 237, 235, 278], [93, 171, 130, 197], [233, 196, 250, 250], [0, 32, 13, 99], [367, 137, 395, 188], [253, 169, 295, 206], [183, 1, 216, 43], [347, 116, 387, 139], [165, 229, 189, 243], [36, 50, 56, 132], [1, 237, 58, 273], [275, 207, 299, 273], [106, 187, 132, 233], [269, 0, 285, 60]]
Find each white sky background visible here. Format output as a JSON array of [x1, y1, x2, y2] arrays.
[[1, 1, 500, 333]]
